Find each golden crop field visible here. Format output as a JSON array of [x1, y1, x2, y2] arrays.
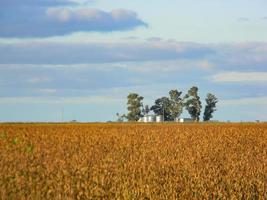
[[0, 123, 266, 199]]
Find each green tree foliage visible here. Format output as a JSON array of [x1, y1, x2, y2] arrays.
[[203, 93, 218, 121], [116, 113, 127, 122], [169, 89, 183, 120], [151, 97, 172, 121], [127, 93, 144, 121], [142, 105, 150, 116], [184, 86, 202, 121]]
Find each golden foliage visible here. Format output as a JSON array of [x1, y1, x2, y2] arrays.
[[0, 123, 266, 199]]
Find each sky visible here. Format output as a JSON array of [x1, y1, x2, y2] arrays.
[[0, 0, 267, 122]]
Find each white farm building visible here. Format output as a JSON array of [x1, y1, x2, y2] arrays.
[[139, 115, 194, 123], [175, 118, 195, 123], [138, 115, 163, 123]]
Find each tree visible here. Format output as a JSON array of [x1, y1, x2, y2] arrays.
[[142, 105, 150, 116], [150, 97, 172, 121], [169, 89, 183, 120], [203, 93, 218, 121], [184, 86, 202, 121], [127, 93, 144, 121], [116, 113, 127, 122]]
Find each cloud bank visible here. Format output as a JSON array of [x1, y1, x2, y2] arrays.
[[0, 40, 214, 64], [211, 72, 267, 83], [1, 40, 267, 72], [0, 0, 147, 37]]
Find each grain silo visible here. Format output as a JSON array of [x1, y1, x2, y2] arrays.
[[143, 116, 148, 123], [178, 118, 194, 123], [148, 115, 156, 122], [156, 115, 163, 122]]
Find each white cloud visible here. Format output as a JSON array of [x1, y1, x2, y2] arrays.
[[27, 77, 52, 83], [0, 5, 147, 37], [211, 72, 267, 83], [36, 89, 57, 95], [0, 59, 213, 73], [47, 8, 71, 22], [220, 96, 267, 106], [198, 60, 214, 70], [238, 17, 250, 22], [0, 40, 214, 64], [2, 40, 265, 72], [46, 8, 133, 23], [0, 96, 123, 105]]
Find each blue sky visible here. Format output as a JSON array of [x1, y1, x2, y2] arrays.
[[0, 0, 267, 122]]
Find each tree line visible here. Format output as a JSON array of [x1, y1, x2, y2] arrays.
[[117, 86, 218, 122]]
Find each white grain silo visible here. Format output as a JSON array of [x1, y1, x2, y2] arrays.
[[179, 118, 194, 123], [156, 115, 163, 123], [148, 115, 156, 122], [143, 115, 148, 123]]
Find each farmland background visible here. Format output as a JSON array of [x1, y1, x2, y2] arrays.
[[0, 123, 266, 199]]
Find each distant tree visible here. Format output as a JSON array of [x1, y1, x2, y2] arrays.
[[142, 105, 150, 116], [203, 93, 218, 121], [169, 89, 183, 120], [184, 86, 202, 121], [127, 93, 144, 121], [150, 97, 172, 121], [116, 113, 127, 122]]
